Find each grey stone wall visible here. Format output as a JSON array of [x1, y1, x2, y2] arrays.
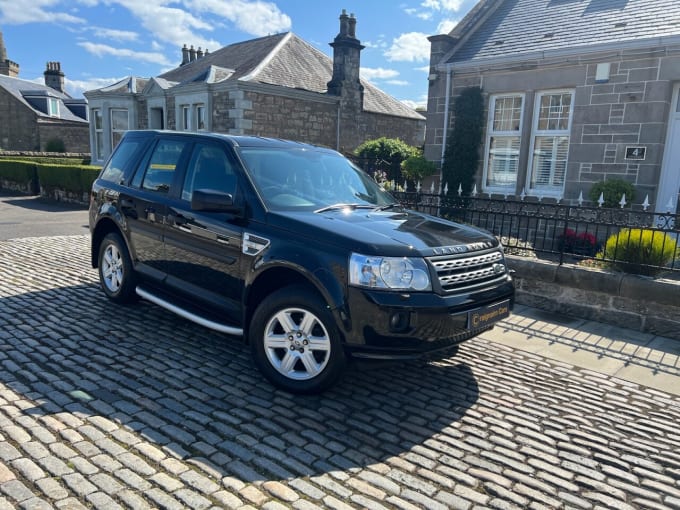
[[38, 121, 90, 153], [0, 88, 39, 150], [426, 45, 680, 204], [241, 88, 425, 152], [508, 255, 680, 340]]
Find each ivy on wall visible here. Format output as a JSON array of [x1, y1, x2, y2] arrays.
[[441, 86, 484, 194]]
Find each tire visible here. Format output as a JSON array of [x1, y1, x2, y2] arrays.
[[250, 285, 346, 394], [98, 232, 138, 304]]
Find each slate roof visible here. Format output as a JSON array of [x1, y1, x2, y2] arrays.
[[446, 0, 680, 65], [158, 32, 423, 120], [0, 74, 87, 123]]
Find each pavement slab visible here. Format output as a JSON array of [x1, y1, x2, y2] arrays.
[[0, 234, 678, 509]]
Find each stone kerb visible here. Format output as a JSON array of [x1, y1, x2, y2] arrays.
[[508, 255, 680, 340]]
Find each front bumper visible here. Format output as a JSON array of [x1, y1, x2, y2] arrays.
[[340, 276, 514, 359]]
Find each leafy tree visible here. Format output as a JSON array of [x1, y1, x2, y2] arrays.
[[401, 155, 437, 183], [441, 87, 484, 194], [355, 137, 420, 181]]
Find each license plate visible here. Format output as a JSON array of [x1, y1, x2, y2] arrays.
[[468, 300, 510, 329]]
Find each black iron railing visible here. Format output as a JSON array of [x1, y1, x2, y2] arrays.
[[392, 191, 680, 277]]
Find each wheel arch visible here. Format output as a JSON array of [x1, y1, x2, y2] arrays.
[[244, 264, 346, 342], [91, 217, 126, 268]]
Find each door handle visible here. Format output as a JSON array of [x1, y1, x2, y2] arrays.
[[167, 212, 190, 231]]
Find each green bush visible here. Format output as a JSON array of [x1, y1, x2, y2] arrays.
[[401, 155, 437, 183], [0, 156, 87, 165], [589, 179, 636, 208], [0, 159, 37, 185], [355, 137, 420, 181], [597, 228, 678, 276], [45, 138, 66, 153], [37, 164, 100, 195]]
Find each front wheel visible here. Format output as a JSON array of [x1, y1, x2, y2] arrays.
[[250, 285, 346, 394], [97, 232, 138, 304]]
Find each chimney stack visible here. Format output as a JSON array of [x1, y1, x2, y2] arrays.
[[327, 10, 364, 105], [189, 45, 197, 62], [44, 61, 65, 93], [181, 44, 190, 65], [0, 31, 20, 77]]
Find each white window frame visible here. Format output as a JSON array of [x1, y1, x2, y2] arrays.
[[482, 93, 525, 193], [196, 104, 206, 131], [181, 105, 191, 130], [526, 89, 574, 197], [110, 108, 129, 151], [48, 97, 59, 117], [92, 108, 104, 162]]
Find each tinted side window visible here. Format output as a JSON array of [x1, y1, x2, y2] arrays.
[[138, 139, 188, 194], [181, 144, 237, 202], [99, 138, 141, 184]]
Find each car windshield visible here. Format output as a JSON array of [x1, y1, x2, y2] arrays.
[[238, 147, 397, 211]]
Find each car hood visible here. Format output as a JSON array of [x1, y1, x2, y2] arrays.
[[269, 208, 498, 257]]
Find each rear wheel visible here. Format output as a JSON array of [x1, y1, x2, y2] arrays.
[[98, 232, 138, 304], [250, 285, 346, 394]]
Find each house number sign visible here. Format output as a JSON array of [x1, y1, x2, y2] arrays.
[[625, 146, 646, 160]]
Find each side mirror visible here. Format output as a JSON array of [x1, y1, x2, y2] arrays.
[[191, 189, 242, 214]]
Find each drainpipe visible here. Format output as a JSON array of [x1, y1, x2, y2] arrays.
[[440, 68, 453, 184], [336, 100, 341, 151]]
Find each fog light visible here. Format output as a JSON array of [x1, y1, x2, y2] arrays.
[[389, 311, 410, 332]]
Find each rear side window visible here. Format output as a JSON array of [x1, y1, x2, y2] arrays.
[[135, 139, 189, 193], [99, 139, 141, 184]]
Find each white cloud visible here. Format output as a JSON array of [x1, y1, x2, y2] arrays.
[[361, 67, 399, 82], [387, 80, 409, 86], [109, 1, 218, 51], [92, 27, 139, 42], [0, 0, 85, 24], [78, 41, 172, 66], [188, 0, 291, 37], [65, 76, 127, 97], [400, 94, 428, 111], [416, 65, 431, 73], [437, 19, 458, 34], [385, 32, 430, 62], [421, 0, 464, 11]]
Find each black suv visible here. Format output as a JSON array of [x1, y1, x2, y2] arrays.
[[89, 130, 514, 393]]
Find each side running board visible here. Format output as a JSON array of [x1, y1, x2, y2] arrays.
[[136, 287, 244, 337]]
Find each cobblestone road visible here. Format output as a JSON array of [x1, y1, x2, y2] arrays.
[[0, 235, 679, 510]]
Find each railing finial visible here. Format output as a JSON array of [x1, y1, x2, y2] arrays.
[[642, 194, 650, 211], [598, 192, 605, 208], [619, 193, 627, 209]]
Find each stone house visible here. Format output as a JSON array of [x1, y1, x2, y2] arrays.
[[85, 11, 425, 165], [0, 31, 89, 152], [425, 0, 680, 211]]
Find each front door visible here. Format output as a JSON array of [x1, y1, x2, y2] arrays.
[[163, 142, 244, 324], [657, 83, 680, 214]]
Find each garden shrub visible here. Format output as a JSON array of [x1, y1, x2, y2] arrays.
[[401, 155, 437, 184], [45, 138, 66, 153], [355, 137, 420, 182], [0, 159, 37, 185], [36, 164, 100, 195], [558, 228, 599, 256], [597, 228, 678, 276], [588, 179, 636, 208]]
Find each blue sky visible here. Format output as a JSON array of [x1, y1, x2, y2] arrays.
[[0, 0, 477, 109]]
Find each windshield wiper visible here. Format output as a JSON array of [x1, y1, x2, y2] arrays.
[[314, 203, 374, 213], [372, 203, 401, 212]]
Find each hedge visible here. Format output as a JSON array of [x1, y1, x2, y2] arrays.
[[0, 159, 100, 196]]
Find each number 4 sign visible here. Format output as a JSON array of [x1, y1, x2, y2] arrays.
[[625, 146, 646, 160]]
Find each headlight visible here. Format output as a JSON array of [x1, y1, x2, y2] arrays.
[[349, 253, 431, 291]]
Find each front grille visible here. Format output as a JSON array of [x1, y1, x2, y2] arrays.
[[428, 248, 507, 293]]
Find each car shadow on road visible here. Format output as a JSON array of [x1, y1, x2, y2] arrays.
[[1, 283, 479, 486], [1, 192, 87, 212]]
